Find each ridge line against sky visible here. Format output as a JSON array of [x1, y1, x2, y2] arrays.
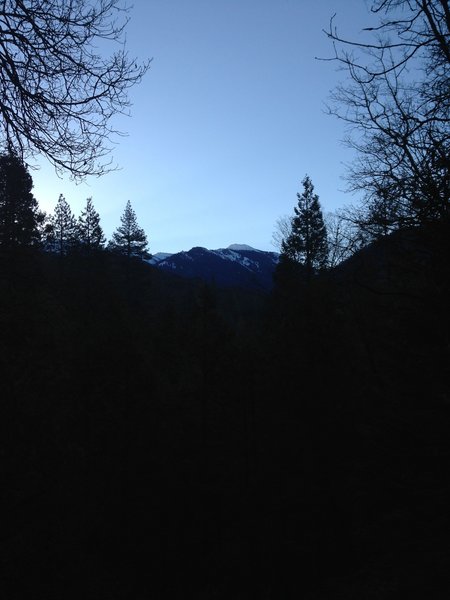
[[31, 0, 375, 255]]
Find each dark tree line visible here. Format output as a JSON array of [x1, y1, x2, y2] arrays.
[[1, 152, 448, 599], [0, 2, 449, 597], [0, 152, 149, 260]]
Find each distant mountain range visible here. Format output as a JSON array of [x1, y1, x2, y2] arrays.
[[148, 244, 279, 291]]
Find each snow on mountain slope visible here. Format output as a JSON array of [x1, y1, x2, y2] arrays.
[[151, 244, 279, 290], [227, 244, 258, 252], [147, 252, 173, 265]]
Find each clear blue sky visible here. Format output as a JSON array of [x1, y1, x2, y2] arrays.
[[32, 0, 375, 254]]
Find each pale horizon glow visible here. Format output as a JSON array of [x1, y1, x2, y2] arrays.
[[30, 0, 375, 255]]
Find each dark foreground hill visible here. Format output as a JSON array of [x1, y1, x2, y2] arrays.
[[1, 226, 449, 599]]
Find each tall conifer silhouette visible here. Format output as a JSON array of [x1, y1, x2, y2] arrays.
[[0, 152, 40, 249], [108, 200, 149, 259], [49, 194, 77, 255], [77, 197, 105, 252], [281, 175, 328, 278]]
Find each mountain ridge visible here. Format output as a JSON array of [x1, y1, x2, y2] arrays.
[[149, 244, 279, 291]]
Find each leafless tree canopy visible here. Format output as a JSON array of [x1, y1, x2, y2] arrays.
[[323, 0, 450, 228], [271, 215, 293, 252], [325, 211, 370, 267], [0, 0, 150, 179]]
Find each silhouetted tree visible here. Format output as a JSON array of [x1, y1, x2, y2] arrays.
[[0, 0, 149, 179], [0, 152, 41, 249], [271, 214, 293, 252], [281, 175, 328, 278], [325, 211, 367, 267], [325, 0, 450, 228], [76, 197, 105, 252], [48, 194, 77, 255], [108, 200, 149, 259]]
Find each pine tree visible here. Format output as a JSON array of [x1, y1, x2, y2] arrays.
[[281, 175, 328, 278], [76, 197, 105, 252], [0, 152, 40, 249], [108, 200, 149, 259], [48, 194, 77, 255]]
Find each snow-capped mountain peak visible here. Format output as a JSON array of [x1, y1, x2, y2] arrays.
[[151, 244, 279, 290], [227, 243, 258, 252]]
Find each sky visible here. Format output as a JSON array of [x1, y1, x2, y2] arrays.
[[31, 0, 376, 254]]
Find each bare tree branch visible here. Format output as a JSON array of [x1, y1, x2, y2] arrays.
[[323, 1, 449, 229], [0, 0, 150, 180]]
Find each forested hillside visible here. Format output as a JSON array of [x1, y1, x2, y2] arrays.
[[1, 0, 449, 597], [1, 216, 448, 598]]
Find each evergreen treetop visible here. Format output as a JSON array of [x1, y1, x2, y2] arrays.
[[281, 175, 328, 278], [48, 194, 77, 255], [77, 197, 105, 252], [108, 200, 149, 259], [0, 152, 41, 249]]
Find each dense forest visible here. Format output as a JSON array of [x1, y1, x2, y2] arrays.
[[1, 0, 449, 598], [1, 151, 448, 598]]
